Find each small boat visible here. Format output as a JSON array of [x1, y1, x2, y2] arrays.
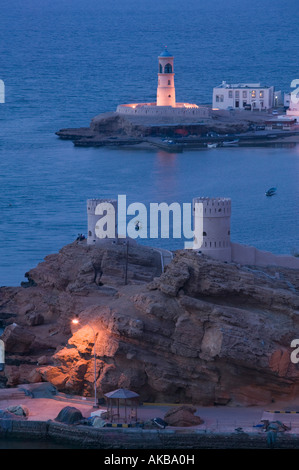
[[265, 187, 277, 197], [222, 139, 239, 146], [207, 143, 218, 149]]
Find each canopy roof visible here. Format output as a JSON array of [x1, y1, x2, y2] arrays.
[[104, 388, 139, 399]]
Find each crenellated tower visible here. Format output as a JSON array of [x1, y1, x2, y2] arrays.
[[192, 197, 232, 262], [87, 198, 118, 245]]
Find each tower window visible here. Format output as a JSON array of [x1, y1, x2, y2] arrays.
[[168, 95, 171, 98], [164, 63, 172, 73], [159, 63, 163, 73], [203, 231, 207, 236], [168, 80, 171, 85]]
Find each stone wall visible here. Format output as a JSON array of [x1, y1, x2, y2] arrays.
[[116, 104, 211, 118], [231, 242, 299, 269], [0, 420, 299, 449]]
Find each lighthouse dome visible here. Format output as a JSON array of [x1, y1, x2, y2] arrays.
[[159, 47, 173, 58]]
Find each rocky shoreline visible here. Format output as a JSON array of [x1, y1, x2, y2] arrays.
[[0, 239, 298, 406], [55, 110, 299, 150]]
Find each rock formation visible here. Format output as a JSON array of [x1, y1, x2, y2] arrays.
[[55, 111, 261, 148], [164, 406, 204, 427], [0, 239, 298, 406]]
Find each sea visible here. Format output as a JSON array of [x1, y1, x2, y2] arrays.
[[0, 0, 298, 288]]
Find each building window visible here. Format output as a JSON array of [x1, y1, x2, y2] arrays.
[[235, 100, 239, 108], [228, 91, 233, 98], [260, 101, 264, 108], [243, 91, 247, 98], [216, 95, 219, 102], [159, 64, 162, 73], [251, 90, 256, 98], [168, 80, 171, 85], [235, 91, 239, 98], [164, 63, 172, 73], [203, 231, 207, 236], [259, 90, 264, 98], [168, 95, 171, 98], [243, 101, 247, 107], [220, 95, 224, 102]]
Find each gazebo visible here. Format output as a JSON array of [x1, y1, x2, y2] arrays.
[[104, 388, 140, 423]]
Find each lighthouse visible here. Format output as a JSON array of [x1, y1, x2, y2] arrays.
[[157, 47, 176, 107]]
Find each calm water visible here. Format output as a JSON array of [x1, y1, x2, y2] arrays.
[[0, 0, 298, 286]]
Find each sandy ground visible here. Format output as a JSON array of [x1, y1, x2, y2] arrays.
[[1, 394, 299, 434]]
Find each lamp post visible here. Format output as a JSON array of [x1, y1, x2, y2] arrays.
[[72, 315, 98, 408]]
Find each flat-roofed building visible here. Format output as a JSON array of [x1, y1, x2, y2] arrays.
[[212, 81, 274, 111]]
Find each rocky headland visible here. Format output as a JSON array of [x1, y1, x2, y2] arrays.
[[56, 110, 299, 149], [0, 239, 298, 406]]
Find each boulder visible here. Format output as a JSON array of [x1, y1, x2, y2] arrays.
[[1, 324, 36, 354], [25, 312, 44, 327], [91, 416, 106, 428], [54, 406, 83, 425], [0, 410, 26, 420], [6, 404, 29, 417], [164, 406, 204, 427]]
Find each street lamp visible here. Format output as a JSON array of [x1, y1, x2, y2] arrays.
[[72, 315, 98, 408]]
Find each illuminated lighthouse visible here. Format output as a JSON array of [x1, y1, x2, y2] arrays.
[[116, 48, 210, 118], [157, 47, 176, 107]]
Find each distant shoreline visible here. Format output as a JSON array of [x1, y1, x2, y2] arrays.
[[56, 109, 299, 151]]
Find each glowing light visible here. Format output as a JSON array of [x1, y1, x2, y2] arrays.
[[72, 316, 79, 325]]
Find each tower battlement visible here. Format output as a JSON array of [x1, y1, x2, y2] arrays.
[[193, 197, 231, 217]]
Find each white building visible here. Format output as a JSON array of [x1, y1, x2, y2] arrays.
[[87, 198, 118, 245], [193, 197, 232, 262], [212, 82, 274, 111], [192, 196, 299, 269]]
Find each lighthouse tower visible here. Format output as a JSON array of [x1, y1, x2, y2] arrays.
[[192, 197, 232, 262], [157, 47, 176, 107]]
